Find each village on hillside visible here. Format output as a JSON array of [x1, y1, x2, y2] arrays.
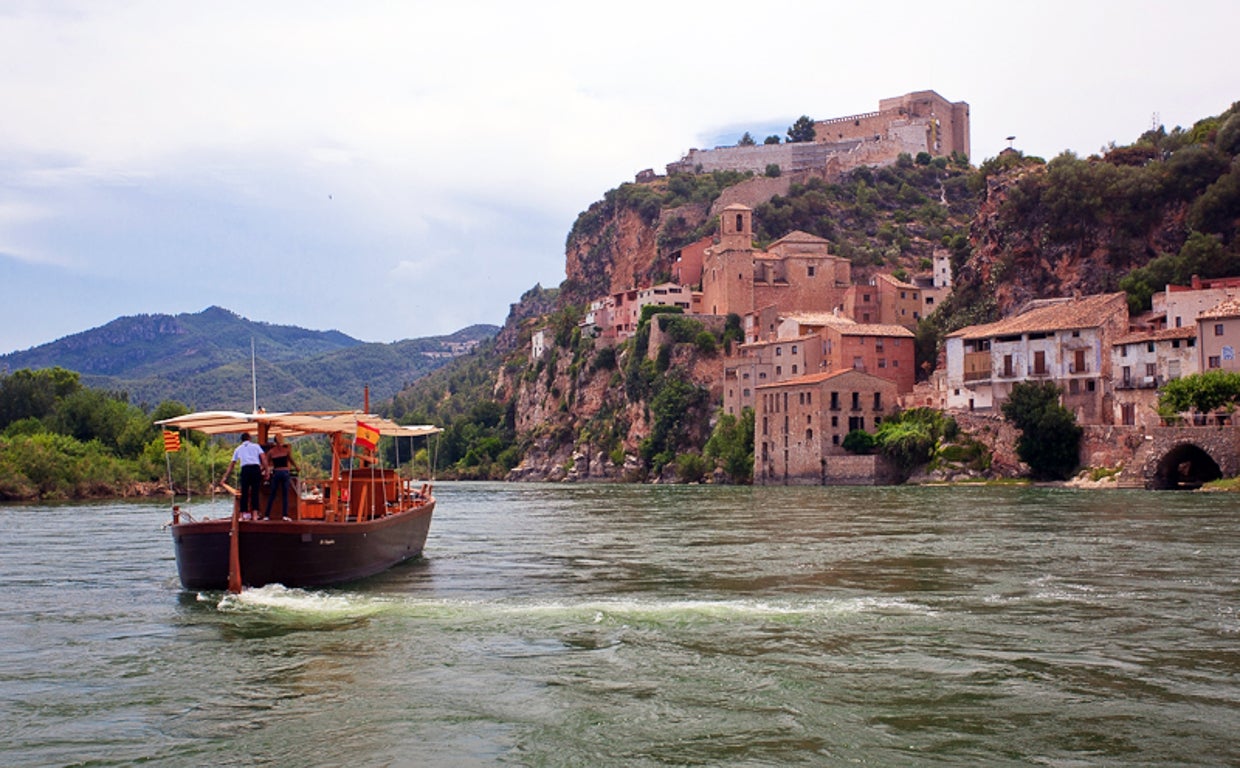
[[528, 91, 1240, 487]]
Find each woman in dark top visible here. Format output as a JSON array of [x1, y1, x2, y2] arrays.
[[264, 434, 299, 520]]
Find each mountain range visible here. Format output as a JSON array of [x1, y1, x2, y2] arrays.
[[0, 306, 498, 412]]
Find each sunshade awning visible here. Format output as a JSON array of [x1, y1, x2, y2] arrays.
[[155, 410, 440, 439]]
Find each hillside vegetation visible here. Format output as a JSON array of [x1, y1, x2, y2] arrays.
[[0, 306, 498, 410]]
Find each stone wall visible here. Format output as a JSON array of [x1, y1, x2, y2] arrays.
[[825, 454, 899, 485]]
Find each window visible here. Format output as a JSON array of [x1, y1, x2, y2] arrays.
[[791, 345, 798, 354], [775, 365, 782, 376], [806, 392, 812, 405], [792, 364, 798, 374], [1069, 379, 1080, 394], [1216, 324, 1225, 336], [1146, 363, 1157, 377], [743, 388, 750, 397], [831, 416, 838, 427], [851, 392, 860, 410], [1147, 342, 1155, 353], [873, 392, 883, 410], [1209, 356, 1221, 369], [762, 417, 768, 435], [775, 347, 782, 356], [807, 266, 816, 277], [833, 434, 840, 445], [806, 429, 813, 441], [830, 392, 840, 410], [878, 359, 887, 368]]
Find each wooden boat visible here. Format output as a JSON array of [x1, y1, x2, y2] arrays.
[[157, 410, 440, 592]]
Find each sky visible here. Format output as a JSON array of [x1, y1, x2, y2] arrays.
[[1, 0, 1236, 354]]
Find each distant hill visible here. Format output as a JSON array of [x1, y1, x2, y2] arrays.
[[0, 306, 499, 411]]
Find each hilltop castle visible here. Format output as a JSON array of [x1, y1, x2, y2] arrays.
[[667, 90, 970, 176]]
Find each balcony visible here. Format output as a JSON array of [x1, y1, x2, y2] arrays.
[[1117, 375, 1162, 391]]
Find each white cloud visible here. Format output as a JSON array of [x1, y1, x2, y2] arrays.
[[0, 0, 1237, 351]]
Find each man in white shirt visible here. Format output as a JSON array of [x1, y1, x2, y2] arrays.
[[221, 432, 268, 519]]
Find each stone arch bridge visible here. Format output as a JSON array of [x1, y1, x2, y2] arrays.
[[1127, 425, 1240, 490]]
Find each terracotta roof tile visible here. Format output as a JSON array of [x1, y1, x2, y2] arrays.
[[1199, 298, 1240, 320], [1113, 326, 1198, 346], [834, 323, 915, 338], [947, 293, 1127, 340]]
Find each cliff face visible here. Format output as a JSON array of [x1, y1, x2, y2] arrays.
[[500, 338, 722, 482], [963, 163, 1191, 317]]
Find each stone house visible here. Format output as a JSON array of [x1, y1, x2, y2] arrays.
[[1198, 298, 1240, 373], [1156, 275, 1240, 330], [942, 292, 1129, 424], [755, 368, 898, 485], [1110, 326, 1198, 428], [722, 334, 822, 417], [670, 235, 712, 288], [844, 273, 924, 329], [820, 322, 916, 393]]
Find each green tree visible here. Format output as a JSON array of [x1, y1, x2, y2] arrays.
[[0, 367, 82, 429], [704, 408, 754, 482], [1000, 382, 1082, 480], [787, 116, 816, 143], [763, 135, 781, 145], [738, 131, 756, 146], [1158, 370, 1240, 417], [873, 407, 955, 478]]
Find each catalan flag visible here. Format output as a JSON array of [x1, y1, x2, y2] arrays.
[[355, 420, 380, 451], [162, 430, 181, 453]]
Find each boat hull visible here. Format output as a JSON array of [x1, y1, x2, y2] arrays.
[[170, 501, 434, 590]]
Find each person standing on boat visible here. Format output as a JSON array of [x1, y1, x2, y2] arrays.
[[264, 434, 298, 521], [221, 433, 267, 519]]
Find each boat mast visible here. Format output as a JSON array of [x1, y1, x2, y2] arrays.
[[250, 337, 258, 414]]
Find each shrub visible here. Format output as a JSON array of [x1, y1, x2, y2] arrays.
[[674, 452, 710, 483], [842, 430, 876, 454]]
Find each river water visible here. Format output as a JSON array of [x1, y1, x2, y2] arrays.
[[2, 483, 1238, 766]]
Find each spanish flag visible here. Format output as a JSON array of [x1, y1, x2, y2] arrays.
[[162, 430, 181, 453], [355, 420, 380, 451]]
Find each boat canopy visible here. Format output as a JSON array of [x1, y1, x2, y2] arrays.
[[155, 410, 441, 439]]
